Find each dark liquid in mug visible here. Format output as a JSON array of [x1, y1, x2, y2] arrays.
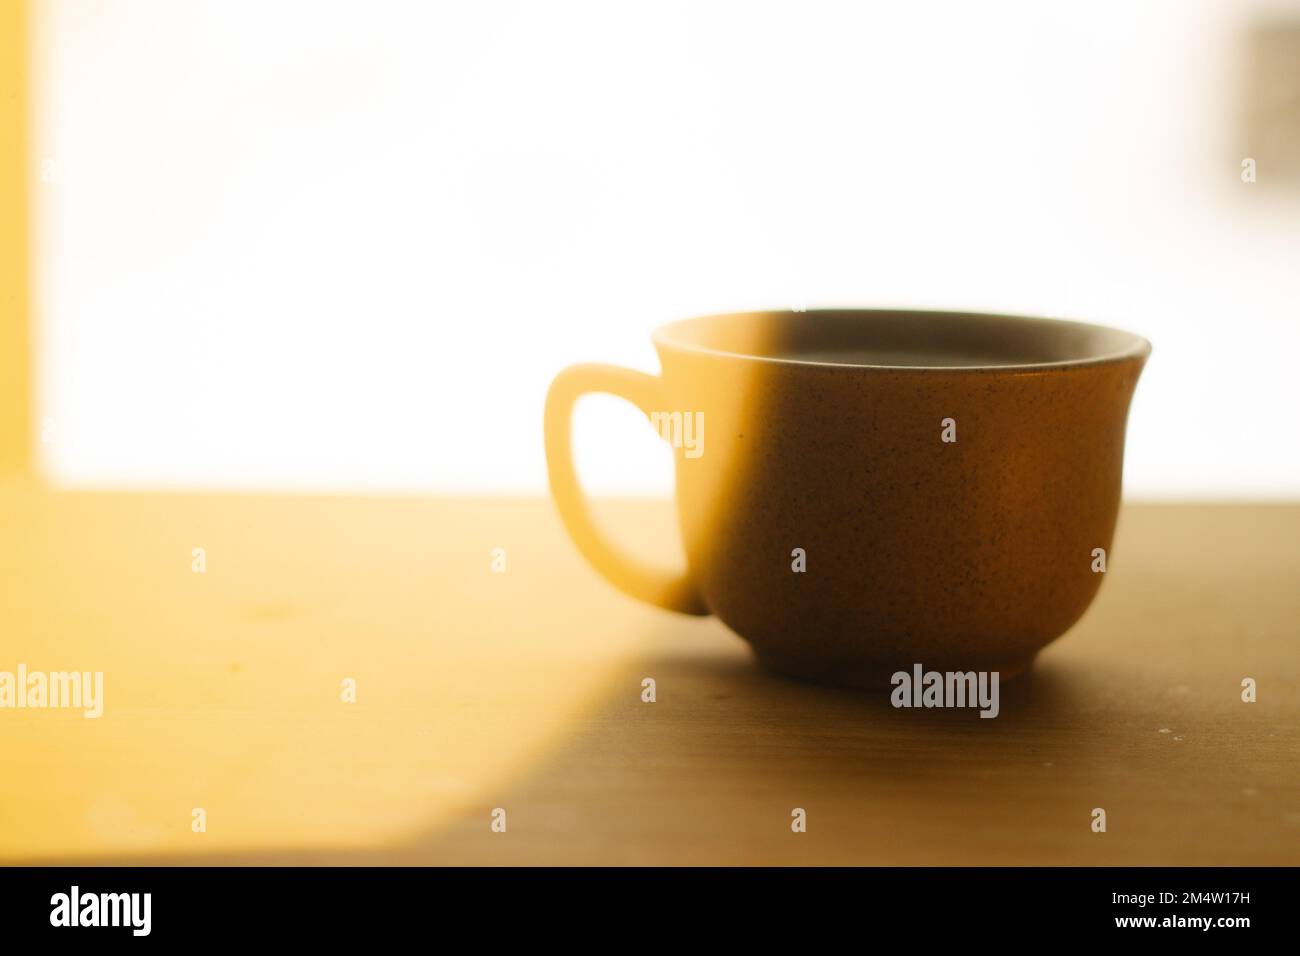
[[775, 347, 1030, 367]]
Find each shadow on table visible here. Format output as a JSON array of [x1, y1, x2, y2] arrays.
[[375, 638, 1104, 865]]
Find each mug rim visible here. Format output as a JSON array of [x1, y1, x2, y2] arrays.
[[652, 308, 1152, 373]]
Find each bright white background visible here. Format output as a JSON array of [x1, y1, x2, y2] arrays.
[[33, 0, 1300, 496]]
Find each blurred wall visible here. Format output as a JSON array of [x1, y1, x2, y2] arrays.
[[2, 1, 30, 474], [32, 0, 1300, 495]]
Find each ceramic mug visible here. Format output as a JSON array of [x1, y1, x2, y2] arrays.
[[544, 309, 1150, 687]]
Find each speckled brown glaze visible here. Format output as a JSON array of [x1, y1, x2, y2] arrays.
[[546, 310, 1150, 688]]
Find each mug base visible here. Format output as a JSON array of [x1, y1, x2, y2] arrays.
[[751, 648, 1040, 691]]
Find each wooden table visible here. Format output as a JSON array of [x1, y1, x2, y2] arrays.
[[1, 480, 1296, 865]]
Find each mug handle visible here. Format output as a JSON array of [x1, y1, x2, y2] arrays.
[[544, 363, 708, 615]]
